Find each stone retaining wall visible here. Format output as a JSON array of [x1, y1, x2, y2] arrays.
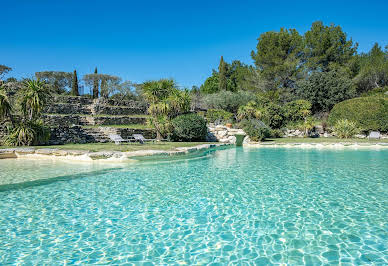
[[94, 105, 146, 116], [45, 103, 92, 115], [43, 114, 147, 126], [49, 126, 97, 145]]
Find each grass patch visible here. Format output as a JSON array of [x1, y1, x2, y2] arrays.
[[264, 137, 388, 144], [0, 142, 213, 152]]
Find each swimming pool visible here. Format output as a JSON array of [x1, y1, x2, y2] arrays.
[[0, 147, 387, 264]]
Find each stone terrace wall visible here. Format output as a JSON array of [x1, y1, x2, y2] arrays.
[[115, 128, 156, 140], [45, 96, 147, 116], [45, 103, 92, 115], [43, 114, 147, 127], [49, 126, 96, 145]]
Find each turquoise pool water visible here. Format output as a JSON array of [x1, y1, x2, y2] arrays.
[[0, 147, 387, 265]]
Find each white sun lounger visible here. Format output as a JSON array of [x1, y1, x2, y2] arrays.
[[109, 134, 131, 145]]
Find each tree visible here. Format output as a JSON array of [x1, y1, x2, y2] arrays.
[[251, 28, 304, 90], [71, 70, 79, 96], [0, 85, 12, 121], [200, 72, 219, 94], [304, 21, 357, 72], [354, 43, 388, 93], [141, 79, 191, 140], [19, 79, 51, 120], [93, 67, 99, 98], [83, 72, 120, 98], [100, 79, 108, 98], [0, 65, 12, 80], [218, 56, 227, 91], [35, 71, 72, 94], [296, 69, 356, 113]]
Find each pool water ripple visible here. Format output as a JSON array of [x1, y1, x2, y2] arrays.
[[0, 147, 387, 264]]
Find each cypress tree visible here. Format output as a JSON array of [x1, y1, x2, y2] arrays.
[[218, 56, 227, 91], [93, 67, 99, 98], [71, 70, 79, 96]]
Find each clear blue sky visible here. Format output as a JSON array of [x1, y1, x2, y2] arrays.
[[2, 0, 388, 88]]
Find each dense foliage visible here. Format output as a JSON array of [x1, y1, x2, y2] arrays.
[[172, 113, 207, 142], [295, 69, 356, 113], [203, 90, 254, 113], [205, 109, 233, 124], [141, 79, 191, 140], [239, 119, 271, 141], [333, 119, 360, 139], [328, 97, 388, 131], [1, 79, 51, 146]]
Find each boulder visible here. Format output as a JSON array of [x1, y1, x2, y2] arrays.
[[368, 131, 381, 139]]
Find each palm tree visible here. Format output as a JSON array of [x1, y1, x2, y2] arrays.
[[142, 79, 176, 104], [19, 79, 50, 121], [0, 85, 12, 121]]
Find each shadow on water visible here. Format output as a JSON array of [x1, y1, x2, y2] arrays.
[[0, 146, 235, 192], [0, 168, 123, 193]]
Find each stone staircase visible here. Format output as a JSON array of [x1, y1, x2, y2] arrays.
[[44, 96, 155, 144]]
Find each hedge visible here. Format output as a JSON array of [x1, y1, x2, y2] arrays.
[[328, 97, 388, 131], [172, 113, 208, 141]]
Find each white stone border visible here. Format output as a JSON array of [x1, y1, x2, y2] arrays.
[[244, 142, 388, 150], [0, 143, 231, 163]]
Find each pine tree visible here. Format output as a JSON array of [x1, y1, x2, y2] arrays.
[[71, 70, 79, 96], [218, 56, 227, 91], [93, 67, 99, 98]]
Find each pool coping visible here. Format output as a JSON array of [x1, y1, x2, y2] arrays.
[[244, 142, 388, 149], [0, 143, 231, 162]]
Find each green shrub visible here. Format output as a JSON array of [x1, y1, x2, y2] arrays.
[[270, 128, 284, 138], [239, 119, 271, 141], [206, 109, 234, 123], [262, 103, 286, 129], [284, 100, 312, 121], [172, 113, 207, 142], [328, 96, 388, 131], [203, 90, 255, 113], [333, 119, 360, 138], [4, 120, 50, 146]]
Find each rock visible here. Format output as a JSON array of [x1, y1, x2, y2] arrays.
[[88, 151, 115, 159], [315, 125, 324, 134], [66, 150, 89, 156], [368, 131, 381, 139], [35, 148, 59, 155], [14, 148, 36, 154], [227, 136, 237, 144], [0, 149, 16, 159], [243, 136, 251, 144], [215, 125, 227, 131], [218, 130, 228, 138], [219, 138, 230, 143], [355, 134, 366, 139]]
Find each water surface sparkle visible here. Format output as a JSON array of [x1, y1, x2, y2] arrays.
[[0, 147, 387, 264]]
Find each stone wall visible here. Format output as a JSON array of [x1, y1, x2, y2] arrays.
[[48, 126, 156, 145], [49, 126, 97, 145], [45, 96, 147, 116], [43, 114, 147, 127], [45, 103, 93, 115], [115, 128, 156, 140], [207, 125, 247, 144], [94, 105, 146, 116]]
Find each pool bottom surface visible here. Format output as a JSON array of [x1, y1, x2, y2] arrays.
[[0, 147, 387, 265]]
